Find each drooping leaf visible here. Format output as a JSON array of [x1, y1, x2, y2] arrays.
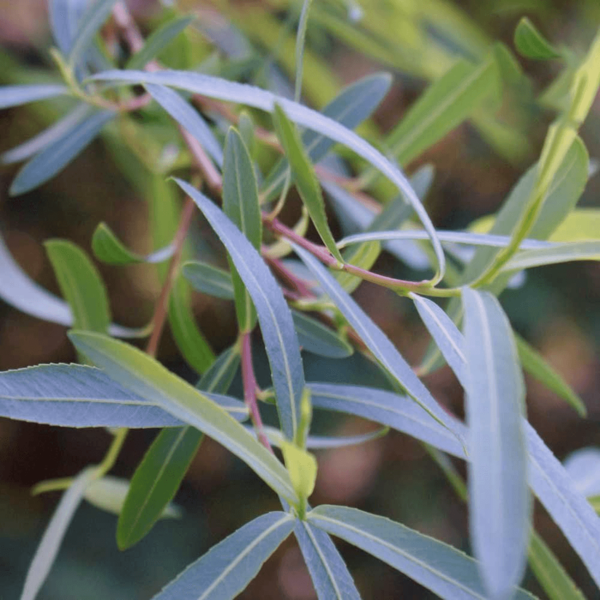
[[117, 346, 239, 550], [514, 18, 562, 61], [294, 520, 361, 600], [462, 288, 530, 600], [0, 363, 248, 428], [173, 179, 304, 443], [293, 245, 461, 440], [308, 505, 535, 600], [89, 69, 446, 282], [145, 84, 224, 167], [502, 241, 600, 273], [152, 512, 294, 600], [126, 16, 195, 70], [0, 84, 68, 110], [222, 127, 261, 332], [182, 261, 235, 300], [273, 104, 344, 263], [45, 239, 111, 334], [9, 109, 115, 196], [92, 222, 175, 266], [1, 104, 90, 165], [21, 468, 95, 600], [292, 311, 353, 358]]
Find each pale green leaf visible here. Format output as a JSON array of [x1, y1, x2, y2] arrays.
[[514, 18, 563, 60]]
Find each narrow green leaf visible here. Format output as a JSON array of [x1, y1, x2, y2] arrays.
[[45, 239, 110, 334], [548, 208, 600, 242], [92, 222, 175, 265], [126, 16, 194, 70], [182, 261, 235, 300], [174, 179, 305, 443], [308, 505, 535, 600], [516, 335, 586, 417], [514, 18, 562, 60], [294, 0, 313, 101], [292, 311, 353, 358], [462, 288, 530, 599], [0, 84, 68, 110], [153, 512, 294, 600], [261, 424, 388, 450], [223, 128, 262, 332], [502, 241, 600, 272], [273, 104, 344, 264], [9, 109, 115, 196], [68, 332, 298, 503]]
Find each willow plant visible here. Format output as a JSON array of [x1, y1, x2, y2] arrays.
[[1, 1, 600, 599]]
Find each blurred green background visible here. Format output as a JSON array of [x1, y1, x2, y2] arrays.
[[1, 0, 600, 598]]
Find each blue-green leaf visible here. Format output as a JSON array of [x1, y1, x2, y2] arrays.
[[292, 311, 353, 359], [0, 84, 68, 110], [514, 18, 563, 61], [153, 512, 294, 600], [308, 506, 535, 600], [126, 17, 195, 70], [462, 288, 530, 599], [145, 84, 223, 167], [182, 261, 235, 300], [502, 241, 600, 272], [9, 109, 115, 196], [49, 0, 87, 54], [89, 69, 446, 283], [0, 364, 248, 428], [173, 179, 304, 443], [68, 332, 297, 503], [294, 245, 461, 439]]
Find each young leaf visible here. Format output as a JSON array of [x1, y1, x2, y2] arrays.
[[292, 311, 353, 359], [0, 363, 248, 428], [9, 109, 115, 196], [89, 69, 446, 283], [68, 331, 297, 503], [126, 16, 195, 70], [273, 104, 344, 264], [92, 222, 175, 265], [152, 512, 294, 600], [182, 261, 235, 300], [308, 505, 535, 600], [293, 245, 461, 440], [1, 104, 90, 165], [222, 127, 261, 332], [117, 346, 239, 550], [21, 468, 95, 600], [145, 84, 224, 168], [173, 179, 305, 443], [294, 520, 361, 600], [462, 288, 530, 600], [0, 84, 68, 110], [514, 18, 562, 61], [281, 441, 317, 515], [45, 240, 111, 334]]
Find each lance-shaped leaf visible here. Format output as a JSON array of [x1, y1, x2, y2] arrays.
[[68, 0, 120, 65], [0, 84, 68, 110], [153, 512, 294, 600], [182, 261, 235, 300], [173, 179, 304, 442], [45, 240, 110, 334], [21, 467, 95, 600], [294, 519, 361, 600], [9, 109, 115, 196], [292, 311, 353, 358], [117, 346, 240, 550], [68, 332, 297, 503], [308, 506, 535, 600], [264, 73, 392, 200], [146, 84, 223, 167], [293, 245, 460, 439], [514, 18, 563, 60], [273, 104, 344, 264], [462, 288, 530, 599], [49, 0, 88, 54], [89, 69, 446, 283], [222, 128, 261, 332], [1, 104, 90, 165], [502, 241, 600, 272], [92, 222, 175, 265], [126, 16, 194, 70], [0, 363, 248, 428]]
